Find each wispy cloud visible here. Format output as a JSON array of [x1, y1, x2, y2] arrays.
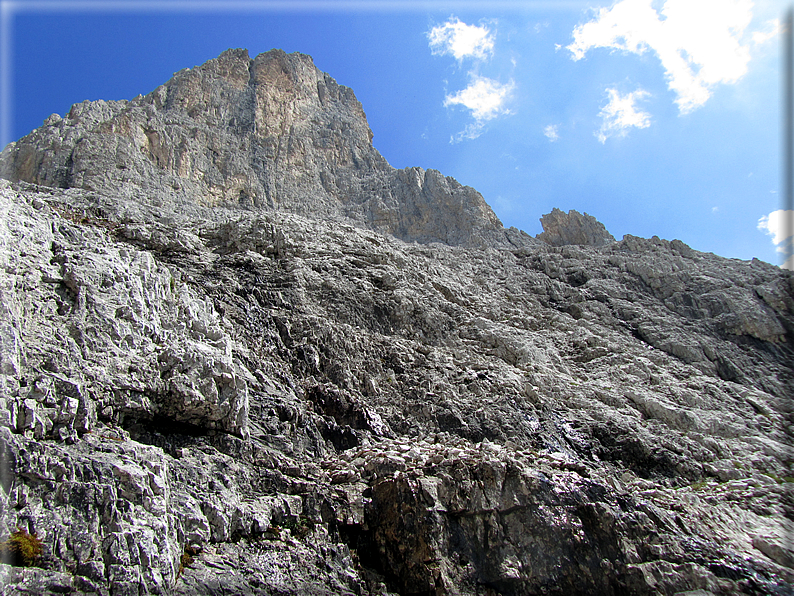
[[444, 76, 514, 121], [429, 16, 514, 142], [758, 210, 794, 270], [444, 76, 515, 141], [543, 124, 560, 141], [568, 0, 755, 114], [428, 17, 494, 61], [596, 87, 651, 143], [752, 18, 781, 45]]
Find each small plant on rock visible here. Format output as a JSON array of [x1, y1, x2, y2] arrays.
[[177, 544, 201, 577], [0, 529, 43, 567], [282, 515, 315, 539]]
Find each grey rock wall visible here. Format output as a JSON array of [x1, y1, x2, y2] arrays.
[[0, 48, 522, 250], [0, 48, 791, 596], [0, 179, 791, 595], [537, 207, 616, 247]]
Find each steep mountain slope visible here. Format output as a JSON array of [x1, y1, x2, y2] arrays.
[[0, 49, 792, 596]]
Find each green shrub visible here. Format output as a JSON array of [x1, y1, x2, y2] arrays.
[[283, 515, 315, 539], [177, 544, 201, 577], [0, 529, 43, 567]]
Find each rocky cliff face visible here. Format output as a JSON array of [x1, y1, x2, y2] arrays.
[[0, 49, 792, 596], [536, 207, 616, 247], [0, 48, 525, 250]]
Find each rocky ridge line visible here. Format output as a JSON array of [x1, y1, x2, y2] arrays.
[[0, 48, 531, 250], [537, 207, 617, 247]]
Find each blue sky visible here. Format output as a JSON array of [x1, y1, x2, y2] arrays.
[[1, 0, 790, 267]]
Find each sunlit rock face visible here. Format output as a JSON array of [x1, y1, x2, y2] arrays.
[[0, 48, 525, 250], [0, 49, 792, 596], [536, 207, 616, 247]]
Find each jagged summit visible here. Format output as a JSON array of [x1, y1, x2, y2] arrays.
[[537, 207, 616, 247], [0, 47, 531, 249]]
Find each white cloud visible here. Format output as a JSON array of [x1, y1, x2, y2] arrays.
[[758, 210, 794, 269], [428, 18, 494, 61], [752, 19, 781, 45], [758, 210, 794, 245], [568, 0, 754, 114], [544, 124, 560, 141], [429, 17, 513, 142], [444, 76, 515, 122], [777, 236, 794, 270], [596, 87, 651, 143]]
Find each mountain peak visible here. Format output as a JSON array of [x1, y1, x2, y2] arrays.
[[1, 48, 525, 248], [537, 208, 616, 247]]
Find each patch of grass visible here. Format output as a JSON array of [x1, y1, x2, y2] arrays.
[[689, 480, 710, 491], [177, 544, 201, 577], [282, 515, 315, 539], [0, 529, 43, 567]]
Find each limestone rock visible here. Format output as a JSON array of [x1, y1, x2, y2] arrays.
[[0, 48, 792, 596], [537, 207, 616, 247], [0, 48, 525, 250]]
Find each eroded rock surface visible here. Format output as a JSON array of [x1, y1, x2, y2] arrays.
[[537, 207, 616, 247], [0, 48, 527, 250], [0, 48, 792, 596]]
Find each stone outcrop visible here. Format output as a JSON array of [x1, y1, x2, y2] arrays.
[[0, 49, 792, 595], [537, 207, 616, 247], [0, 48, 528, 250]]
